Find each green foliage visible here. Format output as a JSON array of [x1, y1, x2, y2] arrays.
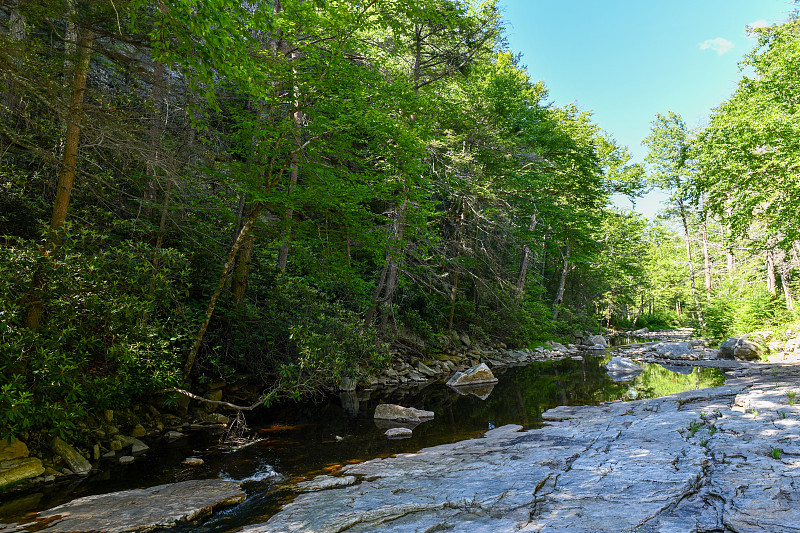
[[772, 447, 784, 460], [217, 276, 389, 400], [701, 280, 786, 342], [688, 421, 702, 437], [0, 228, 192, 439]]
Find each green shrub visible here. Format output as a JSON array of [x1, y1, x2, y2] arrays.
[[0, 228, 192, 440]]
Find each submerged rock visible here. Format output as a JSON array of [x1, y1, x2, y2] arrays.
[[385, 427, 413, 439], [374, 404, 434, 423], [446, 363, 498, 387], [7, 479, 245, 533], [718, 336, 764, 361]]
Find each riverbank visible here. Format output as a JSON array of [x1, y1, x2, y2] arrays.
[[251, 361, 800, 533]]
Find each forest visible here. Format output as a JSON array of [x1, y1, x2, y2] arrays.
[[1, 0, 798, 441]]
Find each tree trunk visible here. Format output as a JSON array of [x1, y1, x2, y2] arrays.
[[2, 2, 26, 118], [24, 27, 94, 330], [276, 148, 298, 271], [701, 216, 712, 299], [552, 244, 570, 320], [448, 270, 460, 331], [779, 260, 794, 311], [516, 213, 538, 294], [678, 199, 703, 325], [766, 249, 777, 296], [183, 203, 264, 381]]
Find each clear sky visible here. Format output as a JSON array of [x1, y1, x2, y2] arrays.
[[499, 0, 796, 216]]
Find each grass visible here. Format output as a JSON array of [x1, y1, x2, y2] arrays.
[[772, 447, 784, 460], [689, 421, 702, 437], [788, 391, 797, 406]]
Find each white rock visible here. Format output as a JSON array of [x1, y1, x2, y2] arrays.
[[385, 428, 413, 439]]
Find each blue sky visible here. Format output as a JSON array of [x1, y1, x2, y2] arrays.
[[499, 0, 796, 216]]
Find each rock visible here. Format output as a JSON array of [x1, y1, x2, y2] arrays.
[[0, 437, 29, 462], [338, 376, 357, 391], [8, 479, 245, 532], [103, 409, 114, 423], [446, 363, 498, 387], [632, 327, 648, 334], [110, 439, 123, 452], [297, 475, 357, 492], [459, 333, 472, 347], [784, 336, 800, 353], [119, 455, 135, 465], [397, 327, 426, 352], [588, 334, 607, 347], [604, 356, 643, 381], [718, 336, 764, 361], [203, 388, 224, 412], [182, 457, 204, 466], [548, 342, 568, 352], [385, 427, 413, 439], [51, 437, 92, 475], [604, 356, 641, 373], [130, 439, 149, 454], [0, 458, 45, 488], [654, 341, 695, 359], [584, 343, 606, 351], [258, 375, 800, 533], [450, 383, 496, 400], [92, 444, 100, 460], [130, 424, 147, 438], [416, 362, 436, 377], [374, 404, 434, 423]]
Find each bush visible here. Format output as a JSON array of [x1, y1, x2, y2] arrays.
[[0, 228, 192, 440], [214, 275, 389, 400]]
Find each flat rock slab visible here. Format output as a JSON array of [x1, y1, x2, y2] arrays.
[[1, 479, 245, 532], [248, 366, 800, 533]]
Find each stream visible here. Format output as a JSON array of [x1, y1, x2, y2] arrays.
[[0, 349, 725, 531]]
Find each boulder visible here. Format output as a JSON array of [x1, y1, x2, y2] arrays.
[[548, 341, 568, 352], [0, 458, 44, 488], [0, 437, 29, 462], [632, 327, 648, 335], [588, 335, 608, 347], [604, 356, 642, 381], [10, 479, 245, 532], [385, 427, 413, 439], [130, 439, 149, 454], [653, 341, 695, 359], [182, 457, 204, 466], [718, 336, 764, 361], [51, 437, 92, 475], [783, 336, 800, 353], [119, 456, 135, 465], [397, 327, 426, 352], [130, 424, 147, 438], [416, 362, 437, 377], [446, 363, 498, 387], [374, 404, 434, 423], [204, 388, 224, 412]]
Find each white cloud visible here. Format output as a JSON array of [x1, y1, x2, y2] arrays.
[[699, 37, 734, 55], [747, 19, 770, 29], [746, 19, 770, 38]]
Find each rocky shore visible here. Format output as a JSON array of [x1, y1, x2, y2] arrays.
[[248, 362, 800, 533]]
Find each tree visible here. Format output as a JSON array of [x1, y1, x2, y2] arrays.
[[643, 111, 703, 324]]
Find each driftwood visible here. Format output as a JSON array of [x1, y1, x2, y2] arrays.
[[157, 388, 267, 411]]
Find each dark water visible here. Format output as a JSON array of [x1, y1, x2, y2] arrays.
[[0, 356, 724, 531]]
